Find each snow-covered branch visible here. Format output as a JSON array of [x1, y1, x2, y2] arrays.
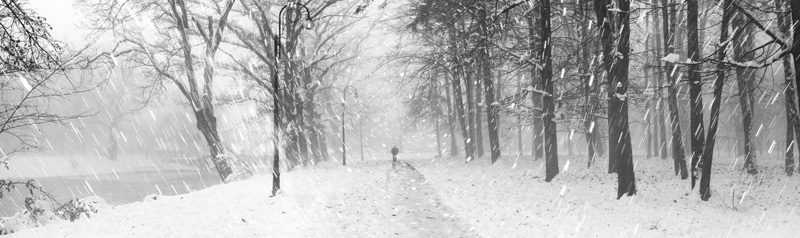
[[524, 86, 552, 97], [722, 47, 790, 69]]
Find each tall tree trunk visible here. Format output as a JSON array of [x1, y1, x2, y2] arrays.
[[474, 67, 485, 158], [793, 0, 800, 150], [106, 116, 123, 161], [662, 0, 688, 179], [654, 0, 669, 160], [449, 27, 474, 161], [777, 0, 797, 176], [195, 106, 231, 181], [581, 0, 596, 166], [436, 117, 442, 158], [478, 8, 501, 163], [646, 99, 653, 158], [303, 68, 324, 165], [464, 61, 478, 161], [542, 0, 559, 182], [280, 8, 309, 169], [444, 70, 459, 157], [645, 3, 654, 159], [484, 58, 501, 163], [168, 0, 234, 182], [594, 119, 606, 157], [700, 0, 731, 201], [732, 13, 758, 175], [527, 14, 544, 161], [687, 0, 705, 190], [611, 0, 636, 198], [594, 0, 616, 173], [517, 73, 525, 157]]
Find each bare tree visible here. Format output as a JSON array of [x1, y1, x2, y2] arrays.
[[594, 0, 635, 197], [699, 0, 732, 201], [731, 6, 758, 175], [1, 0, 92, 163], [776, 0, 796, 176], [686, 0, 705, 190], [540, 0, 558, 182], [79, 0, 237, 181], [661, 0, 688, 179]]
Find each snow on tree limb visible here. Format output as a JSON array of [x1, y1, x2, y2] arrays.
[[524, 86, 552, 97], [486, 39, 543, 69], [661, 53, 680, 63], [723, 47, 790, 69]]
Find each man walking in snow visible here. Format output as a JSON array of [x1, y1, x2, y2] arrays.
[[391, 145, 399, 166]]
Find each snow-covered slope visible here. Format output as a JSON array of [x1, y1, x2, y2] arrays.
[[5, 160, 405, 237], [412, 155, 800, 237]]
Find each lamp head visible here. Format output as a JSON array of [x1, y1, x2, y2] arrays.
[[304, 18, 315, 29]]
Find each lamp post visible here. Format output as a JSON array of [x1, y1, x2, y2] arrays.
[[341, 86, 358, 165], [271, 1, 313, 196]]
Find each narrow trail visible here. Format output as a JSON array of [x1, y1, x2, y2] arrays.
[[324, 160, 479, 237], [384, 161, 480, 237]]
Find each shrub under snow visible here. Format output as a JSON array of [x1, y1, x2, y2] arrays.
[[0, 196, 109, 235]]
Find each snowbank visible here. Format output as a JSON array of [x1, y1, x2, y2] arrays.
[[411, 155, 799, 237], [5, 160, 397, 238]]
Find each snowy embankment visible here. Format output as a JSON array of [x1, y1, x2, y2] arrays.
[[411, 155, 799, 237], [5, 160, 397, 237]]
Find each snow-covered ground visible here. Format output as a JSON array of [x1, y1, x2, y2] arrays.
[[5, 158, 478, 237], [412, 154, 800, 237], [0, 153, 221, 216], [6, 154, 799, 237]]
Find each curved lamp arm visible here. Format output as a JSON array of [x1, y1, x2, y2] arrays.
[[276, 2, 315, 59]]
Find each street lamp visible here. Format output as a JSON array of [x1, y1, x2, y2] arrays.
[[341, 86, 358, 165], [271, 1, 313, 197]]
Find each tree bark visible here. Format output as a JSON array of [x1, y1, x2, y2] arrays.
[[527, 14, 544, 161], [777, 0, 797, 176], [303, 68, 324, 165], [474, 65, 485, 158], [732, 13, 758, 175], [645, 2, 654, 159], [448, 27, 475, 161], [700, 0, 731, 201], [541, 0, 559, 182], [444, 70, 459, 157], [464, 58, 478, 161], [106, 116, 124, 161], [168, 0, 234, 182], [611, 0, 636, 198], [654, 0, 669, 160], [485, 64, 501, 162], [687, 0, 706, 190], [793, 0, 800, 149], [581, 0, 595, 166], [436, 117, 442, 158], [517, 75, 524, 157], [662, 0, 688, 179], [594, 0, 616, 173], [280, 8, 309, 169], [478, 7, 501, 163]]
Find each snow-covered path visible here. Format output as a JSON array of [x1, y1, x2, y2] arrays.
[[385, 161, 479, 237], [320, 160, 479, 237]]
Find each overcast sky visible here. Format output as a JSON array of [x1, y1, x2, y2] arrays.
[[29, 0, 84, 46]]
